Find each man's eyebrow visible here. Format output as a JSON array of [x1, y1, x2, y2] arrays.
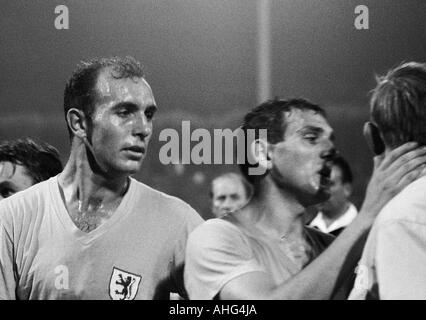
[[298, 125, 324, 133], [298, 125, 335, 139], [112, 102, 139, 110], [111, 102, 158, 112]]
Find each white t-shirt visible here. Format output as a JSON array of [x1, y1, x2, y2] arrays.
[[349, 175, 426, 300], [0, 176, 203, 300], [185, 218, 334, 300]]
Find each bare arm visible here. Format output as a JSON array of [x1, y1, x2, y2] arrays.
[[220, 142, 426, 300]]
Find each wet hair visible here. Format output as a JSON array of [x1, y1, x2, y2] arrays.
[[239, 98, 326, 184], [63, 56, 145, 138], [0, 138, 63, 184], [332, 155, 353, 184], [370, 61, 426, 147]]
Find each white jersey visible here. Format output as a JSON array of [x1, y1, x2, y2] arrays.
[[349, 175, 426, 300], [0, 176, 203, 300], [185, 218, 335, 300]]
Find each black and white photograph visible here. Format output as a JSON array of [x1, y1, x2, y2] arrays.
[[0, 0, 425, 309]]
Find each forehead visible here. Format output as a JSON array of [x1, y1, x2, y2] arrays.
[[0, 161, 15, 180], [0, 161, 33, 185], [283, 109, 332, 138], [213, 177, 245, 195], [94, 67, 156, 106]]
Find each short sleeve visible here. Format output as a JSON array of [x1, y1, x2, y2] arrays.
[[184, 219, 265, 300]]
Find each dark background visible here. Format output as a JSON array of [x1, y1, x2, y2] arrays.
[[1, 0, 425, 218]]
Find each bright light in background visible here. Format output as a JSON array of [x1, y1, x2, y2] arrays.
[[257, 0, 271, 104], [192, 171, 206, 185]]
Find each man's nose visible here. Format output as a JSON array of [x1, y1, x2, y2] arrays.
[[221, 197, 235, 210], [133, 112, 152, 138], [321, 140, 337, 160]]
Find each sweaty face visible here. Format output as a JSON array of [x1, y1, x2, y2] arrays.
[[211, 177, 248, 217], [269, 109, 335, 206], [318, 165, 351, 217], [87, 69, 157, 176], [0, 161, 34, 200]]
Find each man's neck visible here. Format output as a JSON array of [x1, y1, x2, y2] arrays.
[[57, 142, 129, 232], [243, 177, 306, 241]]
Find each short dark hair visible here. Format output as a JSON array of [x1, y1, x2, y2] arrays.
[[370, 61, 426, 148], [210, 172, 252, 199], [239, 98, 326, 183], [0, 138, 63, 184], [332, 156, 353, 184], [64, 56, 145, 138]]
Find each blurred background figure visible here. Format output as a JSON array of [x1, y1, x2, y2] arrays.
[[0, 138, 63, 200], [309, 156, 357, 236], [210, 172, 251, 218]]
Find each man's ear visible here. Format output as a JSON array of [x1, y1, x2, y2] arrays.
[[364, 122, 385, 155], [250, 138, 272, 171], [67, 108, 89, 140]]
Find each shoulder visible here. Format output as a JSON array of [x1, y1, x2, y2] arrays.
[[0, 177, 51, 206], [0, 178, 52, 215], [190, 218, 242, 237], [0, 178, 53, 232], [377, 175, 426, 225], [130, 178, 203, 224], [188, 218, 252, 254], [185, 218, 264, 300]]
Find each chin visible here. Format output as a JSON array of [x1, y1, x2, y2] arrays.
[[126, 164, 143, 175], [319, 189, 331, 201], [112, 161, 143, 176], [305, 190, 331, 207]]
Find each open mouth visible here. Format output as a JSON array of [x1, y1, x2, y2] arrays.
[[318, 166, 332, 188]]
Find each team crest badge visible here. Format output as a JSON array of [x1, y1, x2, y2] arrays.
[[109, 267, 142, 300]]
